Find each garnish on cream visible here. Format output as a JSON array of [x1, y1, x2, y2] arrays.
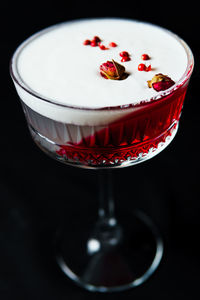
[[147, 73, 175, 91], [99, 60, 127, 80]]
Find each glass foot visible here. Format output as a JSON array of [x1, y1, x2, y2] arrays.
[[55, 210, 163, 292]]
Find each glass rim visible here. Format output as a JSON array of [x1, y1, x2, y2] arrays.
[[10, 18, 194, 112]]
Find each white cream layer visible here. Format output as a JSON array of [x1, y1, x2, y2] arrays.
[[12, 18, 189, 125]]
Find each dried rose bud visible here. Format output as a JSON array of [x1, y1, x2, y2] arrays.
[[152, 80, 176, 92], [147, 73, 175, 91], [100, 59, 126, 80]]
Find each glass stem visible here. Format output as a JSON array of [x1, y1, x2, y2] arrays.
[[87, 169, 122, 255], [98, 169, 116, 225]]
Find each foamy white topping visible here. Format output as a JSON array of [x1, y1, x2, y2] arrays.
[[11, 18, 190, 125]]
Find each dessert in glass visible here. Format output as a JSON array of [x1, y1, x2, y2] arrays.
[[10, 18, 194, 292]]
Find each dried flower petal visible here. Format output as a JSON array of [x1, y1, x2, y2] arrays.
[[100, 60, 125, 80], [147, 73, 175, 91]]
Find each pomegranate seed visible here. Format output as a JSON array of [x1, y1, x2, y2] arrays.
[[146, 65, 151, 72], [141, 54, 150, 60], [138, 63, 146, 71], [119, 51, 130, 57], [121, 56, 131, 62], [90, 40, 98, 47], [138, 64, 152, 71], [83, 39, 91, 45], [109, 42, 117, 47], [99, 44, 105, 50], [93, 36, 101, 43], [99, 44, 108, 50]]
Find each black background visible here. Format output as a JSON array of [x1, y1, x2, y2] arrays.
[[1, 1, 200, 299]]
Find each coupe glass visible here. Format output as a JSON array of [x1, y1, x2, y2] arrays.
[[10, 24, 194, 292]]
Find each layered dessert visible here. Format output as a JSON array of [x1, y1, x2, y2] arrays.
[[10, 18, 193, 167]]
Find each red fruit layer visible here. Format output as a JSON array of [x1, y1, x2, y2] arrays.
[[57, 83, 188, 165], [56, 122, 177, 166]]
